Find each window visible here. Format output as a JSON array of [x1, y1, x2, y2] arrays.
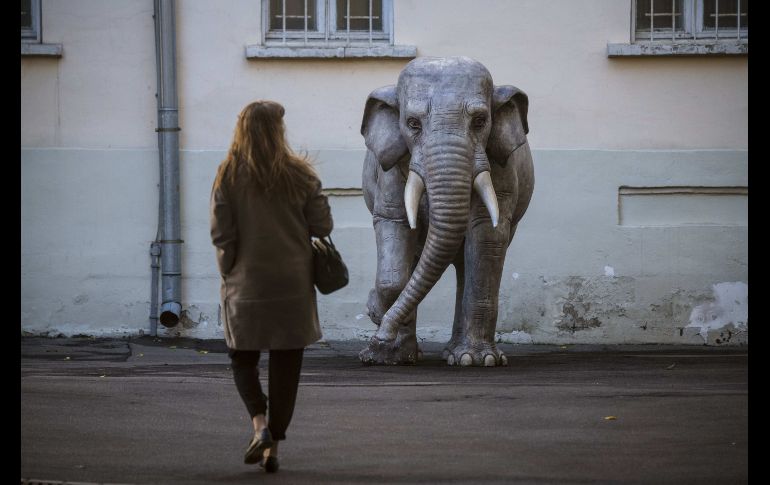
[[263, 0, 391, 45], [633, 0, 748, 42], [20, 0, 62, 57], [608, 0, 747, 56], [21, 0, 41, 43], [248, 0, 415, 58]]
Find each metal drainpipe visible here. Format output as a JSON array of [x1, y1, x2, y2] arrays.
[[152, 0, 182, 329], [149, 241, 161, 336]]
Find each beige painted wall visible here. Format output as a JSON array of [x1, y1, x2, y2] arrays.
[[21, 0, 157, 148], [179, 0, 748, 151], [395, 0, 747, 150], [22, 0, 747, 151]]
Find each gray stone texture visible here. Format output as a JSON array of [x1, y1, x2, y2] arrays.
[[359, 57, 534, 366]]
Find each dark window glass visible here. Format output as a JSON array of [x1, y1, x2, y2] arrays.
[[636, 0, 685, 32], [336, 0, 383, 31], [703, 0, 748, 30], [270, 0, 317, 31], [21, 0, 32, 29]]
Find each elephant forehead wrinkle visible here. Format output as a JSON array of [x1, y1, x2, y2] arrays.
[[465, 100, 488, 115], [428, 106, 466, 132], [424, 145, 469, 156], [432, 94, 486, 116], [401, 82, 433, 103], [432, 105, 463, 116], [430, 92, 463, 107], [405, 100, 430, 118], [434, 75, 490, 93]]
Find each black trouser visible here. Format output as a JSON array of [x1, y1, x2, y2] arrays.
[[229, 348, 304, 441]]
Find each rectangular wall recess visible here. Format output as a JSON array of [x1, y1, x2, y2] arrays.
[[618, 186, 748, 226]]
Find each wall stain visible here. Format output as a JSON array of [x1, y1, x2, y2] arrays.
[[686, 282, 748, 344], [179, 305, 210, 330], [558, 301, 601, 332], [553, 277, 617, 333]]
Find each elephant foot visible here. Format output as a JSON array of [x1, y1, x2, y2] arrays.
[[442, 340, 508, 367], [359, 331, 418, 365]]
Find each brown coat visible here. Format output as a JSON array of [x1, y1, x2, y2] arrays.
[[209, 166, 333, 350]]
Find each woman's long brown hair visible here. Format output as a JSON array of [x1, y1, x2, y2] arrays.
[[213, 100, 317, 204]]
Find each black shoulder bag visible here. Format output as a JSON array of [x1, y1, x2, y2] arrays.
[[312, 236, 349, 294]]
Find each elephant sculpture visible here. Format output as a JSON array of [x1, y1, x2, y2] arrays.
[[359, 56, 534, 366]]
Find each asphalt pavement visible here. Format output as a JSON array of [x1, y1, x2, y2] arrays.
[[20, 336, 748, 484]]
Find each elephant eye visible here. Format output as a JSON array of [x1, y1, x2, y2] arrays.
[[472, 115, 487, 129], [407, 117, 422, 131]]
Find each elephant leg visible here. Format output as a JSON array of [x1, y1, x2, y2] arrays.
[[360, 218, 419, 365], [444, 216, 511, 367]]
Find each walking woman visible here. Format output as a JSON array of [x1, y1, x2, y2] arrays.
[[210, 100, 333, 473]]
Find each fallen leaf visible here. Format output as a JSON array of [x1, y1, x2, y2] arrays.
[[64, 356, 71, 360], [559, 346, 568, 350], [198, 350, 209, 354], [139, 353, 144, 357], [169, 346, 177, 349], [99, 375, 106, 378], [666, 363, 676, 370], [604, 416, 617, 420]]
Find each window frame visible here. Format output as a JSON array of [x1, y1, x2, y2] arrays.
[[631, 0, 748, 43], [609, 0, 747, 57], [262, 0, 393, 46], [20, 0, 63, 57], [21, 0, 41, 44]]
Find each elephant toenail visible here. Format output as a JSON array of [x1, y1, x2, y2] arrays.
[[500, 354, 508, 366], [460, 354, 473, 366], [484, 355, 496, 367], [447, 354, 456, 365]]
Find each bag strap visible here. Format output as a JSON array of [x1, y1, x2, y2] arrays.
[[311, 235, 336, 250]]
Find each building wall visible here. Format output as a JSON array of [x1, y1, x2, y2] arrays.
[[21, 0, 748, 345]]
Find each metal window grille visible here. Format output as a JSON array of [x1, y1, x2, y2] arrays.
[[264, 0, 390, 45], [634, 0, 747, 42]]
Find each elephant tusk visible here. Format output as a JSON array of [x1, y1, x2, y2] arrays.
[[473, 171, 499, 227], [404, 170, 424, 230]]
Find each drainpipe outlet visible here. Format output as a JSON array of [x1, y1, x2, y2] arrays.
[[160, 301, 181, 327]]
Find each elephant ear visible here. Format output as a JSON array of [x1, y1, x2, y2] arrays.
[[487, 85, 529, 166], [361, 85, 408, 171]]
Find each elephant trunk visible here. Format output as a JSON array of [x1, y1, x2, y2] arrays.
[[378, 141, 473, 335]]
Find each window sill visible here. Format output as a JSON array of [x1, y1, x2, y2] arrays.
[[245, 44, 417, 59], [607, 41, 747, 57], [21, 42, 63, 57]]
